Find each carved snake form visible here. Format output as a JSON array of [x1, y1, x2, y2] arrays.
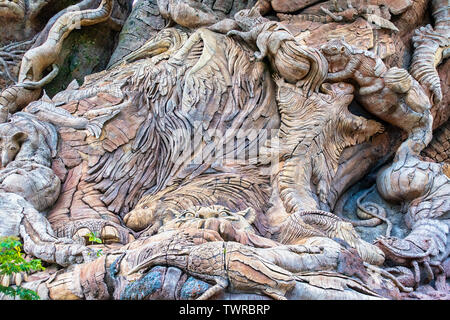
[[346, 186, 393, 237]]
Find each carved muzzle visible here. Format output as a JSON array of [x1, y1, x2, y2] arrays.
[[1, 149, 10, 168], [1, 145, 19, 168]]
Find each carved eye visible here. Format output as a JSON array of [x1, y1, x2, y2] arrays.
[[184, 212, 194, 218], [9, 146, 17, 151], [143, 205, 149, 209], [219, 211, 229, 217]]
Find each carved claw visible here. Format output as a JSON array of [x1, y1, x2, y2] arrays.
[[367, 120, 385, 135], [0, 272, 29, 288], [21, 231, 96, 267], [55, 219, 135, 246], [16, 64, 59, 90]]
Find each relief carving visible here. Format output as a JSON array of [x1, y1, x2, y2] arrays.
[[0, 0, 448, 301]]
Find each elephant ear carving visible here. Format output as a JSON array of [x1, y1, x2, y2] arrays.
[[15, 112, 58, 158], [12, 131, 28, 144]]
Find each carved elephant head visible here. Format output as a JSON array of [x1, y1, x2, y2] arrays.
[[0, 113, 56, 168], [0, 129, 28, 168]]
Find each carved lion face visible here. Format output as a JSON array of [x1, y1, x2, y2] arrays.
[[160, 205, 257, 234], [123, 198, 161, 232]]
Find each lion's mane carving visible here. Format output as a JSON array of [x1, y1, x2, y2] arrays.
[[47, 28, 279, 241]]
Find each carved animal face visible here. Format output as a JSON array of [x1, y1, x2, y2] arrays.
[[321, 39, 351, 72], [123, 198, 162, 232], [118, 28, 187, 67], [161, 205, 257, 233], [321, 39, 348, 56], [320, 82, 355, 109], [377, 163, 431, 203], [234, 7, 266, 31], [126, 198, 258, 231], [179, 205, 255, 223], [0, 130, 27, 167]]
